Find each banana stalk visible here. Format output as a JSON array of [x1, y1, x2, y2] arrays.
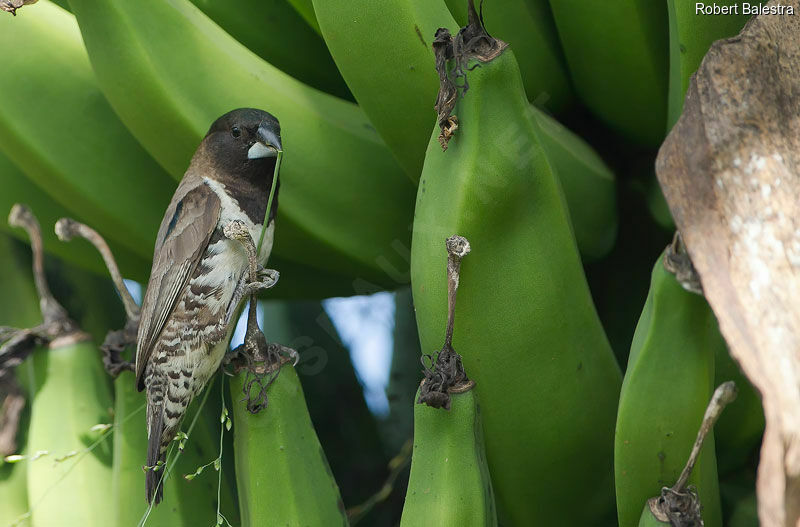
[[0, 1, 176, 264], [445, 0, 573, 112], [615, 244, 723, 527], [188, 0, 351, 99], [68, 0, 416, 294], [230, 361, 348, 526], [411, 8, 621, 523], [548, 0, 669, 145]]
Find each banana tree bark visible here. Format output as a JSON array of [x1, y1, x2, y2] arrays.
[[655, 3, 800, 525]]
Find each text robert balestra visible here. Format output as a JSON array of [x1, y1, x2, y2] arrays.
[[695, 2, 795, 15]]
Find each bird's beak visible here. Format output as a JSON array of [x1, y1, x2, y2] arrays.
[[247, 124, 282, 159]]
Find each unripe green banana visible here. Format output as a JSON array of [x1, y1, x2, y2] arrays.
[[401, 384, 496, 527], [445, 0, 573, 112], [188, 0, 351, 99], [636, 382, 738, 527], [111, 373, 239, 526], [0, 234, 40, 527], [531, 107, 617, 260], [666, 0, 759, 129], [615, 246, 723, 527], [0, 152, 151, 282], [411, 10, 621, 523], [25, 338, 114, 527], [0, 1, 175, 263], [312, 0, 457, 179], [548, 0, 669, 145], [69, 0, 416, 292], [230, 361, 348, 526]]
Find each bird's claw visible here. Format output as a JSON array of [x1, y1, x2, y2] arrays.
[[242, 269, 279, 296]]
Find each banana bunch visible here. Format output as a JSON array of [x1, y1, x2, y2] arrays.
[[230, 362, 347, 526], [615, 245, 723, 527], [411, 9, 621, 524]]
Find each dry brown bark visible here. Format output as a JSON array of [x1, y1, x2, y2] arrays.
[[656, 3, 800, 525]]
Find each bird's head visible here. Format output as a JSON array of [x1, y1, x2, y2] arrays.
[[200, 108, 282, 180]]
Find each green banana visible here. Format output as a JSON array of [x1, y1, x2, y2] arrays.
[[445, 0, 573, 112], [401, 384, 496, 527], [112, 374, 240, 526], [69, 0, 416, 293], [25, 339, 114, 526], [0, 234, 40, 527], [666, 0, 761, 129], [312, 0, 457, 179], [531, 106, 617, 260], [256, 298, 390, 512], [0, 367, 32, 527], [548, 0, 669, 146], [615, 248, 723, 527], [411, 10, 621, 524], [0, 1, 176, 263], [188, 0, 351, 99], [230, 361, 347, 526], [285, 0, 321, 35], [0, 151, 151, 281], [636, 382, 738, 527]]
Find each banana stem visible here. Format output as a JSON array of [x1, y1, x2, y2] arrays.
[[672, 381, 738, 492], [8, 205, 72, 331], [55, 218, 140, 322], [444, 235, 470, 348]]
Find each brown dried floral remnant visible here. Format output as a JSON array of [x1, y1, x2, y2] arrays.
[[655, 2, 800, 525], [432, 0, 507, 150], [1, 0, 37, 16]]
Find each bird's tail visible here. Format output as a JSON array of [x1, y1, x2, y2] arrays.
[[145, 404, 166, 505]]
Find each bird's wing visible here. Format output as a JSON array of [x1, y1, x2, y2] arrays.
[[135, 180, 221, 389]]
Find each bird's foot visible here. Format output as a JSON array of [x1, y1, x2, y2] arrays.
[[241, 268, 280, 297], [100, 324, 136, 378]]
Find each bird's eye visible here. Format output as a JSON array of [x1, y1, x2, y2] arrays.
[[231, 127, 241, 138]]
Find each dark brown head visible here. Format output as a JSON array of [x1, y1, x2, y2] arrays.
[[198, 108, 282, 222], [203, 108, 281, 173]]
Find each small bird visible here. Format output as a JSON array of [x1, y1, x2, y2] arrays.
[[136, 108, 282, 504]]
